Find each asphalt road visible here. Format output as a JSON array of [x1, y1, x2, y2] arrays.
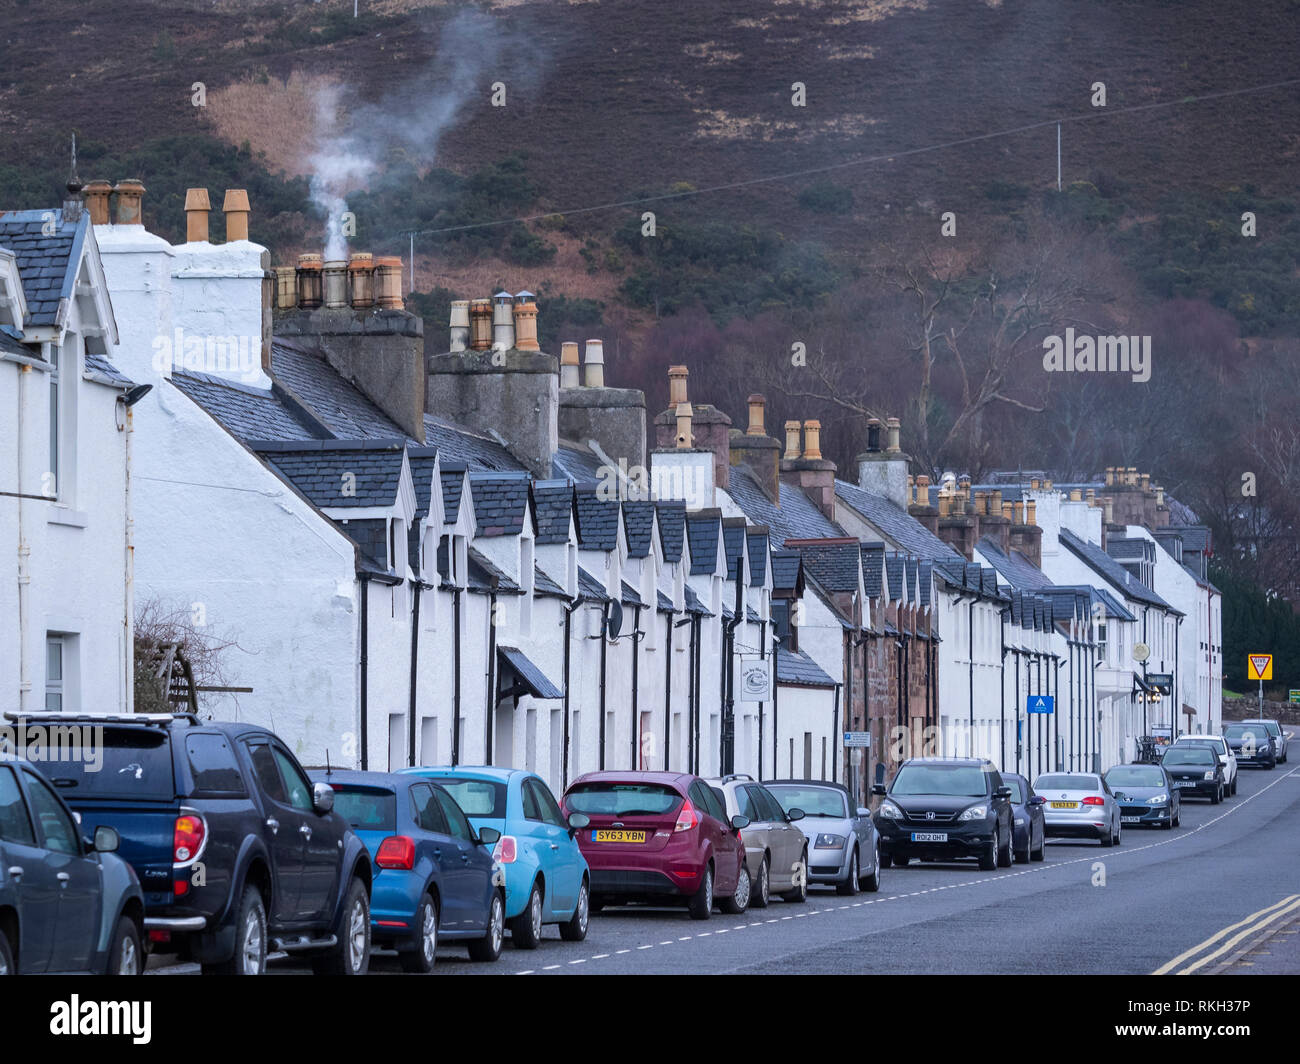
[[149, 757, 1300, 976]]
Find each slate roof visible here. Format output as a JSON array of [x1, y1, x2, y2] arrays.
[[406, 448, 439, 570], [621, 580, 644, 607], [726, 463, 843, 544], [977, 536, 1053, 591], [531, 480, 575, 545], [1182, 563, 1221, 594], [861, 543, 885, 599], [834, 478, 963, 563], [0, 329, 31, 357], [338, 517, 389, 572], [575, 486, 620, 551], [905, 557, 920, 600], [256, 440, 405, 509], [683, 583, 712, 616], [1106, 537, 1150, 560], [793, 541, 862, 593], [686, 511, 722, 575], [1059, 529, 1176, 611], [533, 565, 567, 598], [917, 560, 933, 608], [885, 554, 905, 600], [422, 415, 524, 472], [623, 501, 656, 559], [467, 547, 520, 592], [497, 645, 563, 699], [722, 520, 747, 582], [0, 209, 86, 326], [657, 589, 675, 613], [776, 647, 836, 688], [746, 530, 769, 587], [552, 442, 607, 483], [271, 340, 406, 440], [656, 501, 686, 562], [440, 464, 467, 524], [172, 372, 321, 442], [1171, 525, 1211, 554], [577, 566, 609, 602], [83, 352, 134, 388], [468, 472, 530, 537], [770, 549, 801, 591]]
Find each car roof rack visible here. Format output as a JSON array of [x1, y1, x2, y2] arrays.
[[720, 772, 755, 783], [3, 711, 197, 727]]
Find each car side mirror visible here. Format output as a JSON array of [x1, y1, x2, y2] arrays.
[[786, 808, 806, 822], [93, 825, 120, 853], [994, 786, 1012, 799], [1028, 795, 1046, 806], [312, 781, 335, 815], [871, 783, 887, 797], [730, 814, 750, 833], [567, 811, 590, 837], [478, 826, 501, 847], [856, 807, 870, 818]]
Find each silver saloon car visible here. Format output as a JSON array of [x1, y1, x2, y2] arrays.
[[764, 780, 881, 895], [1031, 772, 1122, 846]]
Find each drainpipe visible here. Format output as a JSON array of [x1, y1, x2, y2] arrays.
[[663, 612, 673, 771], [122, 399, 134, 712], [843, 628, 852, 799], [598, 601, 609, 770], [15, 363, 28, 712], [562, 600, 575, 786], [408, 580, 426, 767], [831, 683, 840, 784], [757, 619, 767, 779], [772, 646, 780, 775], [359, 577, 370, 769], [692, 615, 702, 774], [968, 599, 976, 758], [630, 604, 642, 768], [1014, 649, 1021, 774], [722, 581, 742, 774], [452, 588, 462, 766], [1173, 615, 1181, 742], [484, 590, 498, 764], [999, 622, 1007, 770]]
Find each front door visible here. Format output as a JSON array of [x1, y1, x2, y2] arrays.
[[244, 740, 304, 924], [0, 766, 57, 973], [431, 787, 486, 931], [524, 777, 582, 916], [271, 745, 340, 921]]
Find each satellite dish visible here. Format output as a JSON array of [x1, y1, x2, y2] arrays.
[[1133, 642, 1151, 663], [606, 600, 624, 640]]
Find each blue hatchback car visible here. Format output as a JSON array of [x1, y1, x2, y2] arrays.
[[308, 769, 504, 972], [401, 767, 591, 949]]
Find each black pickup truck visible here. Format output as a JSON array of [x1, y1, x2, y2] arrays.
[[16, 712, 373, 975]]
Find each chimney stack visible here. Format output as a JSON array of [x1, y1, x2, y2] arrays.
[[730, 394, 782, 501], [113, 179, 145, 225], [802, 419, 822, 460], [512, 292, 539, 351], [560, 342, 580, 387], [222, 188, 250, 242], [676, 403, 694, 448], [493, 292, 516, 350], [469, 299, 493, 350], [583, 340, 605, 388], [348, 253, 375, 308], [449, 301, 470, 352], [184, 188, 211, 243], [746, 394, 766, 436], [858, 414, 910, 510], [84, 180, 112, 225]]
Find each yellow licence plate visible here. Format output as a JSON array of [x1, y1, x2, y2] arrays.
[[1050, 801, 1078, 809], [593, 829, 646, 843]]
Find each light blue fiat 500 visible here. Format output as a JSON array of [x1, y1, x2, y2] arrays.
[[401, 767, 590, 948]]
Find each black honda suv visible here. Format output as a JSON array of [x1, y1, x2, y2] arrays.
[[872, 757, 1015, 871], [19, 712, 373, 975]]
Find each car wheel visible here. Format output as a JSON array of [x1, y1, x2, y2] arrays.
[[1230, 776, 1238, 796], [560, 878, 590, 942], [721, 861, 751, 914], [837, 848, 861, 895], [1114, 822, 1122, 846], [1173, 809, 1181, 828], [687, 864, 714, 920], [979, 832, 998, 871], [780, 850, 808, 904], [1211, 785, 1221, 805], [879, 852, 893, 869], [895, 854, 911, 867], [202, 886, 267, 976], [107, 915, 143, 975], [589, 895, 606, 913], [1014, 831, 1030, 863], [509, 881, 545, 950], [862, 839, 882, 892], [469, 891, 505, 961], [312, 877, 370, 975], [751, 856, 771, 909], [1099, 822, 1113, 847], [398, 895, 439, 974], [997, 825, 1013, 868], [1031, 826, 1045, 861], [0, 927, 12, 975]]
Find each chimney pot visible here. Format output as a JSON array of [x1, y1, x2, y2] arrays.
[[1001, 501, 1014, 521], [322, 260, 348, 309], [1104, 498, 1115, 522], [958, 473, 971, 499], [746, 394, 766, 436], [112, 179, 145, 225], [885, 416, 901, 454], [184, 187, 211, 243], [583, 339, 605, 387], [1030, 477, 1041, 491], [295, 253, 323, 309], [939, 492, 952, 518], [866, 417, 882, 452], [973, 490, 988, 516], [221, 188, 250, 241], [348, 252, 375, 309], [1043, 479, 1053, 491], [803, 419, 822, 460], [469, 299, 493, 350], [1085, 487, 1096, 503], [449, 300, 470, 352], [84, 180, 112, 225], [783, 420, 802, 461], [1127, 466, 1138, 486], [952, 491, 967, 515], [916, 474, 931, 506], [990, 489, 1002, 512], [1069, 488, 1082, 501], [1026, 499, 1037, 525], [560, 341, 581, 387], [668, 365, 689, 406], [1012, 500, 1024, 524], [1105, 466, 1116, 486], [493, 291, 516, 350], [675, 402, 694, 448], [1156, 485, 1166, 507], [1140, 472, 1151, 492], [273, 266, 297, 310], [373, 257, 404, 309], [511, 297, 539, 351]]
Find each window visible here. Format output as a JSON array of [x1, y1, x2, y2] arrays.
[[185, 734, 246, 796], [0, 767, 36, 845], [271, 747, 313, 811], [23, 769, 80, 854], [432, 786, 474, 842], [521, 779, 543, 820], [331, 787, 396, 831], [754, 785, 788, 823], [737, 785, 763, 822], [410, 784, 449, 834], [523, 778, 565, 827], [45, 636, 63, 711], [246, 741, 288, 805]]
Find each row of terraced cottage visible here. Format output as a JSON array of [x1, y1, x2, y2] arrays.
[[0, 181, 1222, 806]]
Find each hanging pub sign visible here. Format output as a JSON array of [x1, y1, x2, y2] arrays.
[[739, 656, 772, 701]]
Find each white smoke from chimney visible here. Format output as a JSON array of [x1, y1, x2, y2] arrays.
[[308, 83, 375, 262]]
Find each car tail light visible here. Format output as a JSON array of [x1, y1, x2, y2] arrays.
[[173, 813, 206, 864], [492, 835, 518, 864], [674, 801, 699, 833], [173, 878, 190, 897], [1082, 796, 1105, 806], [375, 835, 416, 870], [148, 930, 171, 944]]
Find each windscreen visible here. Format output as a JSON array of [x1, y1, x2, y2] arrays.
[[1163, 747, 1214, 765], [1105, 766, 1165, 787], [766, 785, 848, 818], [331, 786, 396, 831], [891, 764, 989, 797]]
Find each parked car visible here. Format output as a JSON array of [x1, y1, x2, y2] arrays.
[[0, 757, 145, 974], [1169, 734, 1237, 795], [1233, 719, 1288, 764], [873, 758, 1015, 871], [1159, 744, 1225, 803], [1223, 723, 1277, 770], [704, 775, 809, 904], [560, 772, 749, 920], [1103, 763, 1181, 829], [308, 769, 505, 970], [764, 778, 880, 894], [1000, 772, 1046, 860], [1032, 772, 1122, 846], [19, 712, 373, 975], [401, 767, 590, 948]]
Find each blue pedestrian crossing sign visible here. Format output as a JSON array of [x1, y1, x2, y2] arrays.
[[1027, 695, 1055, 715]]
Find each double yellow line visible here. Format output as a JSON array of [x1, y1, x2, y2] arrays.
[[1153, 894, 1300, 974]]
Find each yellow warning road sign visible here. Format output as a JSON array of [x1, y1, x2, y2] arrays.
[[1247, 654, 1273, 681]]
